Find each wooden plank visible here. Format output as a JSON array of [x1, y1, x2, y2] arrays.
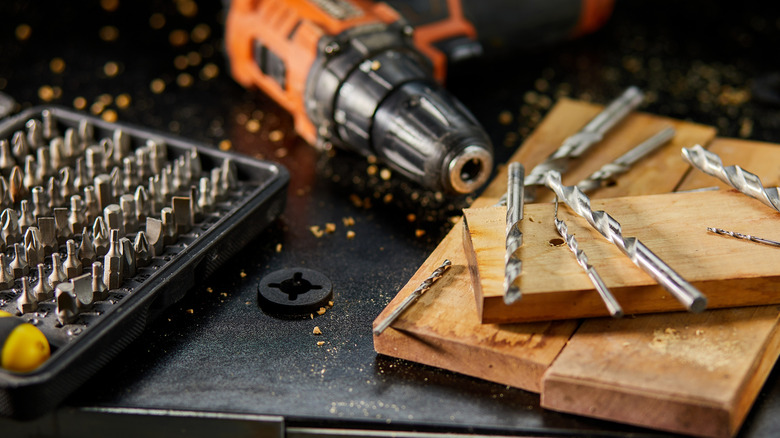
[[541, 139, 780, 438], [464, 190, 780, 323], [372, 98, 715, 392]]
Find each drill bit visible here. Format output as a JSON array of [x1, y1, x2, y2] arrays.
[[504, 162, 524, 304], [707, 227, 780, 248], [682, 144, 780, 213], [521, 86, 644, 202], [544, 170, 707, 313], [576, 126, 676, 193], [373, 259, 452, 335], [553, 197, 622, 317]]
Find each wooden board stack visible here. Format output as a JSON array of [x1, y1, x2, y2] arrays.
[[373, 99, 780, 437]]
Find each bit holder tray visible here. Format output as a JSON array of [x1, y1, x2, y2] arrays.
[[0, 107, 289, 419]]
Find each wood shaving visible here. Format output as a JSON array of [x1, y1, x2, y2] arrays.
[[313, 326, 322, 335], [317, 307, 326, 315], [309, 226, 324, 238]]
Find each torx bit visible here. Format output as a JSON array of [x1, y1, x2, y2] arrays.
[[0, 254, 14, 289], [373, 259, 452, 335], [37, 217, 58, 255], [134, 185, 149, 223], [92, 261, 108, 301], [10, 243, 29, 278], [682, 144, 780, 213], [24, 227, 45, 267], [18, 277, 37, 314], [160, 207, 177, 245], [31, 186, 50, 219], [104, 229, 123, 289], [9, 165, 25, 204], [55, 282, 79, 325], [119, 194, 137, 234], [521, 86, 644, 202], [134, 231, 152, 265], [48, 253, 67, 289], [706, 227, 780, 248], [33, 264, 53, 301], [68, 195, 86, 235], [553, 197, 622, 317], [92, 217, 109, 257], [12, 131, 30, 160], [171, 196, 192, 234], [103, 203, 124, 238], [544, 170, 707, 313], [78, 226, 97, 267], [145, 217, 165, 256], [503, 162, 524, 305], [54, 207, 73, 244], [1, 208, 20, 246], [64, 239, 83, 279], [19, 200, 35, 232], [120, 237, 136, 278], [0, 139, 15, 172], [83, 186, 100, 225], [26, 119, 43, 149], [576, 126, 676, 193]]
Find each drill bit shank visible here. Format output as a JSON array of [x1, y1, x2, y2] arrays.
[[544, 170, 707, 313]]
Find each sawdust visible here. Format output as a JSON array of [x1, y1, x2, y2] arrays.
[[648, 327, 742, 372]]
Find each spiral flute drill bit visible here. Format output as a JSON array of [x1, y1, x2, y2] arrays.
[[504, 163, 525, 304], [553, 197, 623, 317], [707, 227, 780, 248], [373, 259, 452, 335], [544, 170, 707, 313], [682, 144, 780, 212]]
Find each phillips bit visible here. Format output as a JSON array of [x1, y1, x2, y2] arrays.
[[544, 170, 707, 313], [92, 217, 109, 257], [74, 157, 89, 191], [18, 277, 37, 314], [78, 226, 97, 267], [54, 207, 73, 244], [12, 131, 30, 161], [520, 87, 644, 203], [33, 264, 53, 301], [9, 165, 25, 204], [119, 194, 137, 234], [120, 237, 136, 278], [63, 239, 83, 279], [682, 144, 780, 213], [47, 176, 63, 209], [36, 148, 52, 182], [91, 262, 109, 301], [503, 163, 524, 305], [576, 126, 676, 193], [37, 217, 58, 255], [1, 208, 20, 246], [373, 259, 452, 335], [41, 109, 58, 139], [24, 227, 45, 267], [145, 217, 165, 256], [0, 254, 14, 289], [50, 137, 65, 170], [48, 253, 67, 289], [553, 197, 622, 317], [103, 203, 124, 237], [55, 282, 79, 325], [23, 156, 39, 190], [171, 196, 192, 234], [19, 199, 35, 232], [134, 185, 149, 223], [83, 186, 100, 225], [26, 119, 43, 149], [104, 229, 123, 289], [31, 186, 50, 219], [160, 207, 177, 245], [134, 231, 152, 266], [68, 195, 86, 235], [60, 167, 76, 199], [198, 177, 213, 212], [0, 139, 15, 172], [706, 227, 780, 248], [11, 243, 29, 278]]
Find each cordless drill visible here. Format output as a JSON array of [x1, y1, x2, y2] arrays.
[[225, 0, 614, 195]]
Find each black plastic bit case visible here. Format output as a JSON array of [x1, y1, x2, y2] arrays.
[[0, 106, 289, 419]]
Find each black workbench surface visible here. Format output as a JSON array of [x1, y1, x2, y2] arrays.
[[3, 1, 780, 436]]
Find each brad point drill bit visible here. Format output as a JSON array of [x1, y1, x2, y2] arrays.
[[576, 126, 676, 193], [521, 86, 644, 202], [544, 170, 707, 313], [373, 259, 452, 335], [707, 227, 780, 248], [504, 162, 524, 305], [682, 144, 780, 212], [553, 197, 622, 317]]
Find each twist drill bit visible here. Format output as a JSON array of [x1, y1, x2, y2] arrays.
[[706, 227, 780, 248], [373, 259, 452, 335], [553, 197, 622, 317], [520, 86, 644, 202], [504, 163, 524, 305], [682, 144, 780, 212], [576, 126, 676, 193], [544, 170, 707, 313]]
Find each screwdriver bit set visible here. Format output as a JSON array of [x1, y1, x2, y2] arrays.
[[0, 106, 288, 418]]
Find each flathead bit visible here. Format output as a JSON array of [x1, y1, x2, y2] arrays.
[[48, 253, 67, 289], [68, 195, 86, 235], [31, 186, 51, 219], [55, 282, 79, 325], [92, 217, 109, 257], [23, 156, 39, 189], [171, 196, 192, 234], [113, 129, 130, 163], [19, 200, 35, 232], [11, 243, 29, 278], [103, 229, 123, 289], [198, 177, 213, 212], [9, 165, 25, 204], [78, 119, 95, 150], [78, 226, 97, 267], [24, 227, 45, 267], [0, 139, 16, 172], [91, 261, 108, 301], [134, 185, 149, 223], [54, 207, 72, 244], [60, 167, 76, 199], [83, 186, 100, 225], [120, 194, 137, 233], [74, 158, 89, 191], [41, 109, 58, 139], [36, 148, 52, 182], [544, 170, 707, 313], [33, 263, 53, 301], [145, 217, 165, 256], [160, 207, 177, 245], [26, 119, 43, 149], [18, 277, 37, 314], [37, 217, 58, 255], [1, 208, 20, 246], [134, 231, 152, 265], [503, 163, 524, 305], [12, 131, 30, 160], [64, 239, 83, 279], [0, 254, 13, 289], [120, 237, 136, 278], [50, 137, 65, 170], [683, 144, 780, 213]]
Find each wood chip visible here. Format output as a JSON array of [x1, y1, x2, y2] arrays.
[[313, 326, 322, 335]]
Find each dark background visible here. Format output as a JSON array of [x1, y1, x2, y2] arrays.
[[2, 1, 780, 436]]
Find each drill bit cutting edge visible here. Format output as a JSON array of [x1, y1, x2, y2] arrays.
[[544, 170, 707, 313], [503, 163, 524, 304]]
